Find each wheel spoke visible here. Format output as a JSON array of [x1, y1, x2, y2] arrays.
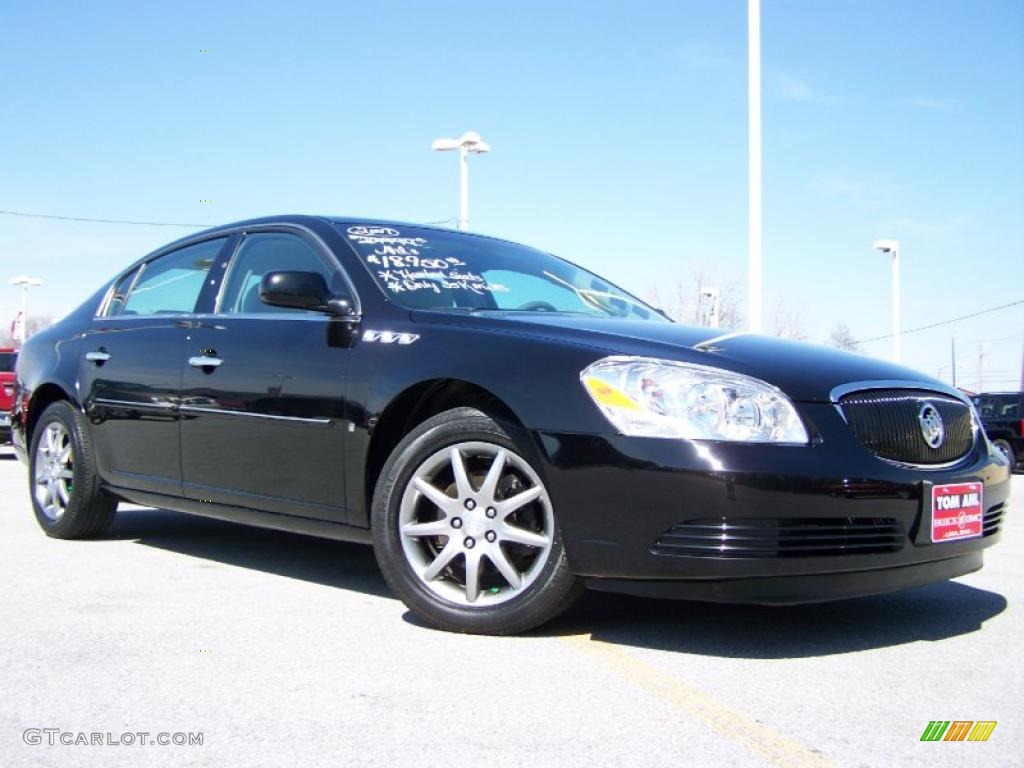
[[58, 469, 74, 480], [57, 480, 70, 504], [412, 477, 454, 513], [422, 542, 460, 581], [59, 445, 71, 463], [502, 524, 549, 549], [497, 485, 543, 518], [464, 550, 482, 603], [477, 449, 506, 502], [488, 547, 522, 589], [449, 446, 473, 497], [402, 519, 450, 538]]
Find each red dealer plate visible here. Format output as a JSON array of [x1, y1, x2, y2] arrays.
[[931, 482, 984, 543]]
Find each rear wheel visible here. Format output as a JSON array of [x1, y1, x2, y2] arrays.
[[29, 401, 117, 538], [372, 407, 581, 634], [992, 439, 1016, 471]]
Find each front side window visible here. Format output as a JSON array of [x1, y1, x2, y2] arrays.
[[0, 351, 16, 372], [120, 239, 224, 316], [339, 223, 666, 321], [218, 232, 345, 315]]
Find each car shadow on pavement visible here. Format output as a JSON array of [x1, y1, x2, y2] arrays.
[[109, 506, 1006, 657], [109, 507, 394, 599], [544, 581, 1007, 658]]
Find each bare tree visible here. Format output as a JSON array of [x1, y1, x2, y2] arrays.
[[828, 322, 858, 351], [771, 296, 809, 340], [644, 263, 744, 330]]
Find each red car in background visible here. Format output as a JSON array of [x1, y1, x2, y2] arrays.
[[0, 348, 17, 443]]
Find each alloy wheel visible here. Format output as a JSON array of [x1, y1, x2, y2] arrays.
[[399, 441, 554, 606], [34, 421, 74, 521]]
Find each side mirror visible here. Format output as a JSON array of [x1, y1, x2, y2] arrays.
[[259, 272, 355, 316]]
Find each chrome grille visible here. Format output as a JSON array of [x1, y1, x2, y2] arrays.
[[839, 389, 974, 465], [652, 517, 905, 558]]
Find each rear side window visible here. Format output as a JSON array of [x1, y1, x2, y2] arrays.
[[218, 232, 345, 315], [120, 239, 224, 316], [104, 268, 140, 317]]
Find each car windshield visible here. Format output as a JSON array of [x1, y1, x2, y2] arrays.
[[973, 394, 1020, 419], [0, 352, 16, 373], [339, 223, 668, 322]]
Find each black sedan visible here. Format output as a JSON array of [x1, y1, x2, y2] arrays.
[[11, 216, 1011, 634]]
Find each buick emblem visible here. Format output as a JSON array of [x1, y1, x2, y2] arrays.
[[918, 402, 945, 449]]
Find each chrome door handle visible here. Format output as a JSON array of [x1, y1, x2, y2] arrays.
[[188, 356, 223, 368], [85, 351, 111, 363]]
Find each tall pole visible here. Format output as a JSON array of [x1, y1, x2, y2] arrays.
[[950, 335, 957, 388], [977, 342, 985, 392], [458, 146, 469, 232], [747, 0, 763, 332], [1019, 337, 1024, 392], [20, 285, 28, 344], [891, 246, 901, 363]]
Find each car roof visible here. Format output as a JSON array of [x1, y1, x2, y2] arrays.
[[143, 215, 529, 264]]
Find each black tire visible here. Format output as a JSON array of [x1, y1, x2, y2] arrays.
[[992, 439, 1016, 471], [372, 407, 582, 634], [28, 401, 117, 539]]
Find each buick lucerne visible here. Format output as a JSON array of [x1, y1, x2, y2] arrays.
[[11, 216, 1011, 633]]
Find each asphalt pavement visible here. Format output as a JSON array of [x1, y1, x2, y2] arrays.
[[0, 445, 1019, 768]]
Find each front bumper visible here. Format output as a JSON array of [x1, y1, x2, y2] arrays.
[[535, 402, 1010, 603]]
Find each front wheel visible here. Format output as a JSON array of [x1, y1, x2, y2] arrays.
[[372, 407, 581, 634]]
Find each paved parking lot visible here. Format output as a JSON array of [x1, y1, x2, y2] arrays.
[[0, 445, 1019, 768]]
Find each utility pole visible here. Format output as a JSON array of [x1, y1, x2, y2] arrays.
[[950, 335, 957, 388], [977, 342, 985, 393], [1015, 339, 1024, 393]]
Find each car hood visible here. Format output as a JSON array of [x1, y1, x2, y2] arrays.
[[410, 310, 957, 403]]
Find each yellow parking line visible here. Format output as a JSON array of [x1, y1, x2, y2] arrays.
[[562, 634, 833, 768]]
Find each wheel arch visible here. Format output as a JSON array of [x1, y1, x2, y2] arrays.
[[362, 378, 526, 523], [26, 382, 79, 447]]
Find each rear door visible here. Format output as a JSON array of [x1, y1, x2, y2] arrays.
[[80, 237, 229, 495], [179, 229, 356, 521]]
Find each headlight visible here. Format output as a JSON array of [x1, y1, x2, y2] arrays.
[[580, 356, 809, 444]]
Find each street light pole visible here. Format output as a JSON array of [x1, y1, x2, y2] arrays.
[[459, 145, 469, 232], [9, 276, 43, 345], [872, 239, 901, 363], [747, 0, 763, 332], [432, 131, 491, 232]]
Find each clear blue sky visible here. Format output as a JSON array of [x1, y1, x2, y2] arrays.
[[1, 0, 1021, 389]]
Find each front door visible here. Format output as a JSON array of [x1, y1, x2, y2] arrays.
[[179, 231, 355, 521]]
